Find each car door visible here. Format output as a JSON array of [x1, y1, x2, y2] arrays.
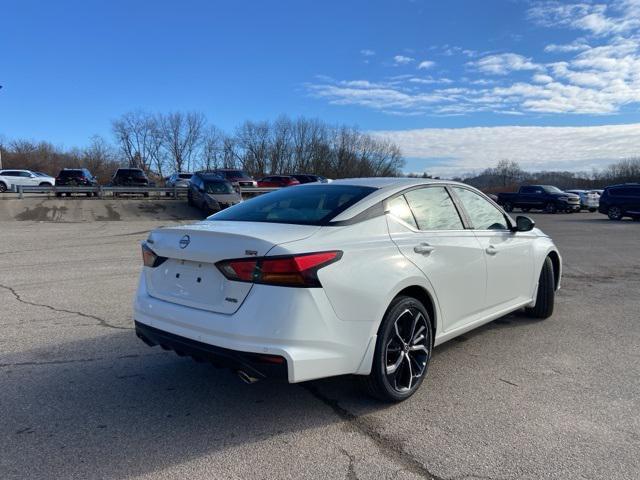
[[386, 186, 487, 333], [451, 186, 535, 310]]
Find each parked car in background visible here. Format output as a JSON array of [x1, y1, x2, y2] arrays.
[[290, 174, 328, 184], [0, 169, 55, 192], [134, 178, 561, 402], [165, 172, 193, 189], [110, 168, 150, 197], [209, 169, 257, 189], [565, 189, 599, 212], [257, 175, 301, 188], [497, 185, 581, 213], [187, 172, 242, 214], [55, 168, 99, 197], [598, 184, 640, 220]]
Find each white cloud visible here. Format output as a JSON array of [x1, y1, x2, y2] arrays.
[[393, 55, 415, 65], [471, 53, 542, 75], [545, 40, 590, 53], [417, 60, 435, 69], [360, 49, 376, 56], [371, 123, 640, 176], [532, 73, 554, 84]]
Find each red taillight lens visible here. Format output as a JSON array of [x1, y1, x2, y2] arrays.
[[141, 243, 167, 268], [216, 251, 342, 287]]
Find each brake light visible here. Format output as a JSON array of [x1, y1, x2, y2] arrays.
[[216, 251, 342, 287], [141, 243, 167, 268]]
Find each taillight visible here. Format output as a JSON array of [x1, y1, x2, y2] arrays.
[[216, 251, 342, 287], [141, 243, 167, 268]]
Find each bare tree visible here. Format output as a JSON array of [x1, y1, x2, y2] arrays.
[[111, 111, 162, 172], [159, 111, 206, 173]]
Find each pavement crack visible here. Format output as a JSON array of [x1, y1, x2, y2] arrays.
[[302, 383, 445, 480], [339, 448, 359, 480], [498, 378, 518, 387], [0, 283, 131, 330]]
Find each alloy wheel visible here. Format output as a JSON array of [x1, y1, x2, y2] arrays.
[[385, 307, 430, 393]]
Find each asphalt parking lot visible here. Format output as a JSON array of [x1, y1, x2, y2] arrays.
[[1, 204, 638, 480]]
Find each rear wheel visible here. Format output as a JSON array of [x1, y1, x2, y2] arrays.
[[503, 201, 513, 212], [525, 257, 555, 319], [0, 182, 7, 193], [544, 202, 557, 214], [607, 206, 623, 220], [362, 296, 432, 402], [589, 208, 596, 212]]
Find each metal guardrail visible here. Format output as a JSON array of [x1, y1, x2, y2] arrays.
[[11, 185, 280, 199]]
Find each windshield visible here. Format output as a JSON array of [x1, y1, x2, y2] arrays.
[[219, 170, 248, 178], [542, 186, 563, 193], [204, 181, 234, 194], [210, 185, 376, 225]]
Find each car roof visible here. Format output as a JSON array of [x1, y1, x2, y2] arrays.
[[199, 173, 227, 181], [330, 177, 453, 189]]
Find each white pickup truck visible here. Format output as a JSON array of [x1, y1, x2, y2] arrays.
[[0, 169, 56, 193]]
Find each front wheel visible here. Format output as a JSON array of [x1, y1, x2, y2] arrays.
[[362, 296, 433, 402], [0, 182, 7, 193], [608, 206, 623, 220], [544, 202, 557, 214], [525, 257, 555, 319]]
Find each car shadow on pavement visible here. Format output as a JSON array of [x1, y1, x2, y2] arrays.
[[0, 331, 388, 479], [1, 310, 543, 479]]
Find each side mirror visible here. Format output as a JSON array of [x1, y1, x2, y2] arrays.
[[513, 215, 535, 232]]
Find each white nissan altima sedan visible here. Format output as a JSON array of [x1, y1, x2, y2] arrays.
[[134, 178, 561, 402]]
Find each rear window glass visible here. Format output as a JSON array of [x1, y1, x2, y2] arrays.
[[210, 185, 376, 225], [610, 187, 640, 196], [117, 169, 145, 177], [59, 170, 84, 177], [178, 173, 192, 179], [204, 181, 234, 194]]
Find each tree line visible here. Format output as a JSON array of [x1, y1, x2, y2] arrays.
[[463, 159, 640, 192], [0, 112, 404, 182]]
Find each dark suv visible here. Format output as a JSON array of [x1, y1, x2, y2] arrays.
[[55, 168, 99, 197], [209, 169, 257, 189], [110, 168, 150, 197], [598, 184, 640, 220], [187, 172, 242, 214]]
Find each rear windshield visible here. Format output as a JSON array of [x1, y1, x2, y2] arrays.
[[178, 173, 192, 179], [59, 170, 83, 177], [209, 185, 376, 225], [204, 181, 234, 194], [117, 169, 145, 177]]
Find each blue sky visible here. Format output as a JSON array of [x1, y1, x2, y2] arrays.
[[2, 0, 640, 175]]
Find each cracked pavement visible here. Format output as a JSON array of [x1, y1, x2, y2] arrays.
[[0, 211, 639, 479]]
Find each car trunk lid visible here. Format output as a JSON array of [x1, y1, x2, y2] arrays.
[[144, 221, 320, 314]]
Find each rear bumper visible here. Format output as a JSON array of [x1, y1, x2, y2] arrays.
[[135, 321, 288, 379], [133, 273, 374, 383]]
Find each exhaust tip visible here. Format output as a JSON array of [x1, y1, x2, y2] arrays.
[[237, 370, 259, 384]]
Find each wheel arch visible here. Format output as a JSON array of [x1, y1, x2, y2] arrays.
[[547, 250, 561, 291], [390, 285, 437, 339]]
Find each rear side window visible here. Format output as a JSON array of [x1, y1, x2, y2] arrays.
[[387, 195, 417, 228], [404, 187, 464, 230], [452, 187, 508, 230], [210, 185, 376, 225], [611, 187, 640, 197]]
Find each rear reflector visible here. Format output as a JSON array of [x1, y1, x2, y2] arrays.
[[216, 251, 342, 287]]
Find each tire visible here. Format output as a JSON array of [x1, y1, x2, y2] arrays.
[[503, 201, 513, 212], [143, 192, 150, 198], [39, 182, 50, 187], [362, 296, 433, 402], [525, 257, 555, 319], [589, 208, 596, 212], [55, 192, 62, 198], [607, 206, 623, 220], [521, 208, 530, 213], [544, 202, 557, 214], [187, 193, 194, 207], [0, 182, 7, 193]]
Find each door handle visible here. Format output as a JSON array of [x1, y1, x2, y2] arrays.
[[485, 245, 498, 256], [414, 243, 435, 255]]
